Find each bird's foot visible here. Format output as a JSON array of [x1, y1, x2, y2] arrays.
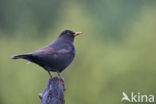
[[58, 76, 64, 82], [57, 72, 66, 91], [58, 76, 66, 91], [49, 76, 53, 80]]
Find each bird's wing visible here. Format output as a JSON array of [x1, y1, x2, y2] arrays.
[[31, 46, 73, 67], [34, 47, 70, 55], [27, 46, 74, 71]]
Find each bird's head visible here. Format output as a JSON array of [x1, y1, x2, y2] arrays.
[[58, 30, 82, 42]]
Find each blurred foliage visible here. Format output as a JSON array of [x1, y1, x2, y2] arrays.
[[0, 0, 156, 104]]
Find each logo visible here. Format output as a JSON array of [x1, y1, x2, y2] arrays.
[[121, 92, 154, 103]]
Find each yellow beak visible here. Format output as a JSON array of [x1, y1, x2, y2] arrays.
[[73, 32, 83, 36]]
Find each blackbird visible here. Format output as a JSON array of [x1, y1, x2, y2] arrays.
[[12, 30, 82, 79]]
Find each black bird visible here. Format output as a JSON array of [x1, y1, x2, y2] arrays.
[[12, 30, 82, 79]]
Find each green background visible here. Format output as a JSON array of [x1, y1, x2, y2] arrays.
[[0, 0, 156, 104]]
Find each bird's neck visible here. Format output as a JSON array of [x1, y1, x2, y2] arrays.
[[58, 36, 74, 43]]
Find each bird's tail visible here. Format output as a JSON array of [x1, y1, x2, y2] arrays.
[[11, 54, 33, 60]]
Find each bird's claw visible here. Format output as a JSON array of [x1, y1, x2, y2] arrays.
[[58, 76, 66, 91], [59, 76, 64, 82], [49, 76, 53, 80]]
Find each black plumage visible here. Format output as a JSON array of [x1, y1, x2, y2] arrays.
[[12, 30, 82, 78]]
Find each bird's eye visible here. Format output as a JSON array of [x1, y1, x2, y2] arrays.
[[66, 32, 70, 35]]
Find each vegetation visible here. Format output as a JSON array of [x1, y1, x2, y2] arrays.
[[0, 1, 156, 104]]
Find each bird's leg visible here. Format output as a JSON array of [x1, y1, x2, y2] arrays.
[[57, 72, 64, 82], [57, 72, 66, 91], [48, 71, 53, 79]]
